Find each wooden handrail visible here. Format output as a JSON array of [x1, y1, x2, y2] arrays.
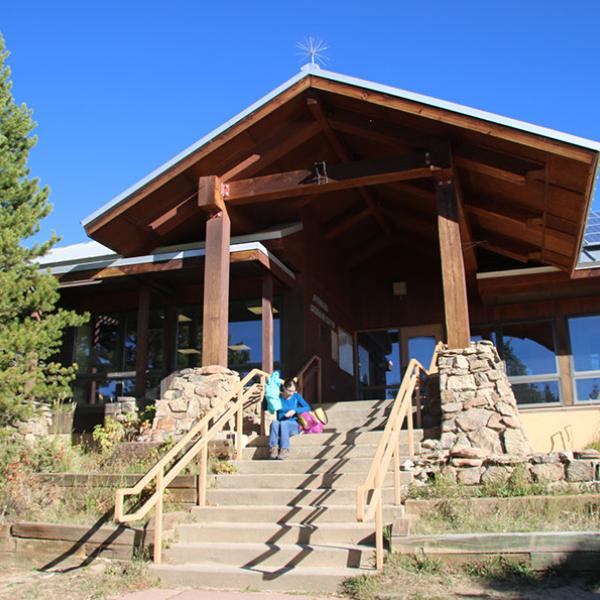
[[296, 355, 322, 405], [356, 342, 444, 569], [114, 368, 270, 563]]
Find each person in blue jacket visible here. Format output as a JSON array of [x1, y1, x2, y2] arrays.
[[269, 377, 310, 460]]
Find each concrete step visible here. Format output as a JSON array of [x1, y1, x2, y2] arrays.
[[164, 541, 376, 569], [320, 417, 389, 430], [248, 429, 423, 447], [232, 457, 401, 475], [175, 521, 377, 545], [242, 442, 382, 460], [320, 399, 393, 413], [151, 563, 369, 594], [207, 486, 406, 506], [213, 471, 411, 490], [190, 504, 403, 524]]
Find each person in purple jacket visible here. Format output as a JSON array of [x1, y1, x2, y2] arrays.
[[269, 378, 310, 460]]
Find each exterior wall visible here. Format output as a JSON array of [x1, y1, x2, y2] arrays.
[[519, 405, 600, 452]]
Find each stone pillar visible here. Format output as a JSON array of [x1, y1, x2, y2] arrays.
[[437, 340, 533, 457], [150, 366, 240, 442]]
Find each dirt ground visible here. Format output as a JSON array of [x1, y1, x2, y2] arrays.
[[1, 558, 600, 600]]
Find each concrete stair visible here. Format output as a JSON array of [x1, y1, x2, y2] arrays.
[[152, 398, 420, 593]]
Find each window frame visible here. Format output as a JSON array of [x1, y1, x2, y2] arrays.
[[471, 318, 562, 408], [567, 313, 600, 406]]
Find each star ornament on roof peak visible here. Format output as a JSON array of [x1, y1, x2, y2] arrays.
[[297, 36, 329, 69]]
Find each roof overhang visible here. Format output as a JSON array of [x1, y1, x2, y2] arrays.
[[81, 65, 600, 276]]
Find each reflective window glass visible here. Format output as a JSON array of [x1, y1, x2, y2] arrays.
[[512, 381, 560, 405], [92, 314, 121, 369], [575, 377, 600, 402], [568, 315, 600, 372], [357, 330, 401, 394], [501, 321, 557, 376]]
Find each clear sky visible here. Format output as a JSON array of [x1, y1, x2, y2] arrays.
[[3, 0, 600, 247]]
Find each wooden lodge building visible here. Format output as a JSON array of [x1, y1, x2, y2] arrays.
[[42, 65, 600, 452]]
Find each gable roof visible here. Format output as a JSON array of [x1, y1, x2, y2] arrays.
[[80, 64, 600, 275], [83, 64, 600, 229]]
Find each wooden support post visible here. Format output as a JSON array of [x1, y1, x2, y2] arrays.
[[164, 304, 177, 375], [135, 286, 151, 400], [436, 178, 471, 349], [261, 274, 274, 374], [200, 176, 231, 367], [555, 316, 574, 406]]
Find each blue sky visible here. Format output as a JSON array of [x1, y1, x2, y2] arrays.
[[3, 0, 600, 246]]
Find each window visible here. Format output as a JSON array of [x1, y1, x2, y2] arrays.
[[471, 320, 560, 406], [72, 310, 166, 404], [568, 315, 600, 403], [175, 299, 282, 375]]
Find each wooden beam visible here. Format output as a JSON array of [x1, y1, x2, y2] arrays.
[[222, 153, 442, 205], [307, 94, 391, 236], [202, 207, 231, 367], [436, 179, 471, 349], [261, 274, 274, 373], [465, 202, 575, 258], [328, 108, 438, 150], [134, 286, 151, 399], [474, 229, 541, 263], [324, 207, 371, 239], [198, 175, 225, 213], [453, 171, 478, 286], [85, 77, 312, 234], [310, 76, 596, 164], [220, 121, 322, 181]]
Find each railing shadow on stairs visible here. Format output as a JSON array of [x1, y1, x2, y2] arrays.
[[356, 342, 444, 570], [113, 356, 323, 564]]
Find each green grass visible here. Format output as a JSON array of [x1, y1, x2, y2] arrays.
[[462, 556, 537, 583], [412, 497, 600, 535], [408, 466, 550, 502]]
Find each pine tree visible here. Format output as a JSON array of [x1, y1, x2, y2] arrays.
[[0, 34, 86, 427]]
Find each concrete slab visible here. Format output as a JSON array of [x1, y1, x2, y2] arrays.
[[113, 590, 330, 600]]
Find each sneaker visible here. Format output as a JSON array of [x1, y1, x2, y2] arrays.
[[278, 448, 289, 460], [269, 446, 279, 460]]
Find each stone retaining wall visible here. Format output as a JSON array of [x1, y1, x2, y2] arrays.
[[411, 341, 600, 487]]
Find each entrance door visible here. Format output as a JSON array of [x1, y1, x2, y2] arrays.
[[400, 324, 443, 373], [355, 324, 443, 400]]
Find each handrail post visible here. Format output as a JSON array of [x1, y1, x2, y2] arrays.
[[235, 388, 244, 460], [153, 467, 164, 564], [260, 375, 267, 436], [415, 373, 422, 429], [393, 426, 401, 506], [198, 422, 208, 506], [407, 378, 415, 458], [375, 470, 384, 570]]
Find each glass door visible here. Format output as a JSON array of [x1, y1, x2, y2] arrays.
[[356, 329, 401, 400], [400, 324, 443, 373]]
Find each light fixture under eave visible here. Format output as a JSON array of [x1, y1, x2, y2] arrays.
[[177, 313, 192, 323], [246, 305, 279, 316], [176, 348, 201, 355]]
